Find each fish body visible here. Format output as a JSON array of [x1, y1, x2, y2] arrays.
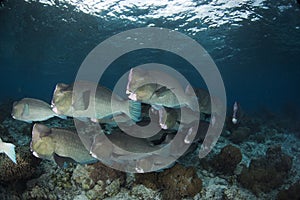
[[156, 106, 200, 130], [193, 88, 211, 115], [126, 68, 198, 110], [0, 138, 16, 164], [31, 123, 97, 167], [89, 129, 175, 172], [11, 98, 64, 123], [51, 82, 141, 122]]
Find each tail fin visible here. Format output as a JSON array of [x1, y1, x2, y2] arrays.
[[1, 141, 17, 164], [128, 100, 142, 122]]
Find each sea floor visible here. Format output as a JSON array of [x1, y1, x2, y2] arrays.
[[0, 103, 300, 200]]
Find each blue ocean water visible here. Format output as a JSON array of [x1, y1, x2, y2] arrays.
[[1, 1, 300, 199], [1, 0, 300, 116]]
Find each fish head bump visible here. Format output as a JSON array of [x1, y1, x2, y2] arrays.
[[51, 83, 73, 114], [31, 123, 55, 158], [127, 68, 149, 94]]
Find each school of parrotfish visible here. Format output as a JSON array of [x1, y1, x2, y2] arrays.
[[1, 67, 231, 172]]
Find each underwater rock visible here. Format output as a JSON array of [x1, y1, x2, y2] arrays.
[[276, 181, 300, 200], [238, 145, 293, 195], [229, 126, 251, 144], [0, 145, 40, 182], [211, 144, 242, 175]]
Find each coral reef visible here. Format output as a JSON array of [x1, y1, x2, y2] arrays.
[[130, 184, 162, 200], [229, 127, 251, 144], [135, 163, 202, 199], [210, 144, 242, 175], [276, 181, 300, 200], [22, 163, 77, 200], [0, 145, 40, 182], [22, 185, 57, 200], [1, 105, 300, 200], [159, 166, 202, 200], [135, 172, 159, 191], [238, 145, 293, 195], [0, 101, 13, 123], [72, 162, 126, 199]]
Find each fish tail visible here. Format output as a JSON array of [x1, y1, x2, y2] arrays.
[[1, 141, 17, 164], [127, 100, 142, 122]]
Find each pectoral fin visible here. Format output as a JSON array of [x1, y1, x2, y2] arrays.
[[53, 153, 76, 168]]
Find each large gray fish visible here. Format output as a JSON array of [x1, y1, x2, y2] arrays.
[[30, 123, 97, 167], [11, 98, 66, 123], [154, 106, 200, 130], [155, 87, 225, 129], [51, 82, 141, 122], [126, 68, 198, 111], [89, 129, 176, 173]]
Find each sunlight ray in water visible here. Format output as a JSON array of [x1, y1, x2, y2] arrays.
[[25, 0, 266, 31]]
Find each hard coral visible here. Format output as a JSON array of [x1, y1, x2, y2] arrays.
[[211, 144, 242, 175], [238, 145, 292, 195], [72, 162, 126, 199], [90, 162, 125, 183], [135, 172, 159, 191], [159, 164, 202, 199], [135, 164, 202, 199]]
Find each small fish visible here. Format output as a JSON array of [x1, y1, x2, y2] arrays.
[[11, 98, 66, 123], [51, 82, 141, 122], [232, 101, 238, 124], [31, 123, 97, 167], [0, 138, 17, 164], [126, 68, 198, 111]]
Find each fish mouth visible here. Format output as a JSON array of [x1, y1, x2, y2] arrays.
[[52, 106, 61, 115], [159, 122, 168, 130], [127, 92, 137, 101], [32, 151, 40, 158]]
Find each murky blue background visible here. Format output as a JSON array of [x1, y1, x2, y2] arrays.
[[0, 0, 299, 115]]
